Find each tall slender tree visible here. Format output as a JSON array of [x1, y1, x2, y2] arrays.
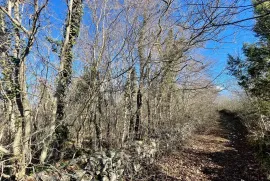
[[53, 0, 83, 160]]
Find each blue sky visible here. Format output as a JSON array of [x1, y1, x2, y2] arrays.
[[199, 0, 258, 96], [46, 0, 258, 97]]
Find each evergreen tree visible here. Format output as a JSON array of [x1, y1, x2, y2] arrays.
[[228, 0, 270, 101]]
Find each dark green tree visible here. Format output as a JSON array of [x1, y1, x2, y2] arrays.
[[228, 0, 270, 102]]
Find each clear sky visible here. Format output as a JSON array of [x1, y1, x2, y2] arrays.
[[199, 0, 258, 97], [47, 0, 258, 97]]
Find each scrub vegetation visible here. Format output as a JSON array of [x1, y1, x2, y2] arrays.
[[0, 0, 269, 180]]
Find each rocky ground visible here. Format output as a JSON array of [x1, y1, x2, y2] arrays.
[[147, 111, 269, 181], [20, 111, 269, 181]]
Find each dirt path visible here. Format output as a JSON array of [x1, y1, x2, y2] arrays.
[[151, 111, 268, 181]]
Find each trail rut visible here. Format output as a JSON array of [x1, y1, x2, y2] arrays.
[[149, 111, 268, 181]]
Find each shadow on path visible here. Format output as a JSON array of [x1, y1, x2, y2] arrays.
[[144, 110, 268, 181], [199, 110, 268, 181]]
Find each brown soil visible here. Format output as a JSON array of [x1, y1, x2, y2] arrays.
[[147, 111, 269, 181]]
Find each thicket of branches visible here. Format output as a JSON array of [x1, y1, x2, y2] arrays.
[[0, 0, 259, 180]]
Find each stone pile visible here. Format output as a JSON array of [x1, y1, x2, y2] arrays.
[[28, 140, 158, 181], [30, 150, 126, 181], [128, 139, 158, 173], [83, 150, 126, 181]]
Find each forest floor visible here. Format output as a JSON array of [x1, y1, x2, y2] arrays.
[[148, 111, 269, 181]]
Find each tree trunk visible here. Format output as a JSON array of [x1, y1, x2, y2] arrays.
[[52, 0, 83, 160], [135, 89, 142, 140], [135, 15, 147, 140], [0, 11, 16, 138], [147, 96, 151, 136], [122, 91, 129, 145], [12, 1, 32, 177]]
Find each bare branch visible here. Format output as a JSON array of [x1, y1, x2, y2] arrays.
[[0, 6, 30, 36]]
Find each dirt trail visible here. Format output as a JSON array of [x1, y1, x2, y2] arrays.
[[150, 111, 268, 181]]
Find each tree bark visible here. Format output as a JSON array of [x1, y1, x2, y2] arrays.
[[11, 1, 32, 177], [135, 16, 147, 140], [53, 0, 83, 160]]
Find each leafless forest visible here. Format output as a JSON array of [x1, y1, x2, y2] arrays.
[[0, 0, 269, 180]]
